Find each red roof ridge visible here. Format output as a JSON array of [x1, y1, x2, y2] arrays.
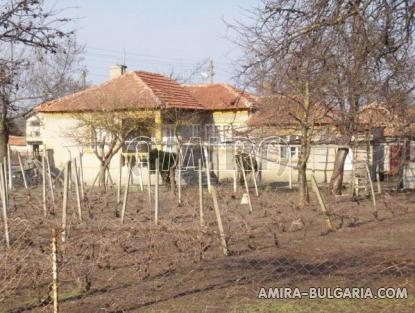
[[183, 83, 229, 87], [135, 71, 202, 109], [130, 71, 163, 108]]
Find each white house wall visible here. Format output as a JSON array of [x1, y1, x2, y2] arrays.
[[39, 113, 164, 186], [207, 145, 353, 185], [36, 111, 360, 187]]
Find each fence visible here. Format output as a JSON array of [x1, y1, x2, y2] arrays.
[[0, 139, 414, 312]]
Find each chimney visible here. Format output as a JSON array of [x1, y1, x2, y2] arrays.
[[109, 64, 127, 80]]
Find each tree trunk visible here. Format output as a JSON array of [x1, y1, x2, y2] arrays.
[[330, 147, 349, 195], [298, 160, 309, 207], [297, 144, 309, 208], [98, 161, 107, 188], [0, 93, 9, 160], [0, 118, 7, 161]]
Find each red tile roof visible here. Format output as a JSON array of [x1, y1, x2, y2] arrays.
[[357, 103, 415, 137], [35, 71, 204, 113], [184, 84, 257, 110], [9, 136, 26, 146], [248, 95, 335, 127], [250, 98, 415, 138]]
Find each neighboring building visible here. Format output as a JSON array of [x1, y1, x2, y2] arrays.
[[8, 136, 29, 155], [248, 97, 415, 185], [356, 103, 415, 177], [247, 95, 346, 184]]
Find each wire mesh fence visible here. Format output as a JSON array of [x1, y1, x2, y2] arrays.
[[1, 139, 415, 312], [1, 181, 415, 312]]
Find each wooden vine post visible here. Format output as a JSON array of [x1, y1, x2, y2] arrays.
[[204, 147, 211, 193], [73, 158, 82, 222], [117, 153, 122, 204], [17, 153, 28, 189], [239, 158, 253, 213], [233, 146, 237, 193], [311, 174, 334, 232], [78, 153, 85, 200], [249, 152, 259, 197], [147, 153, 151, 204], [61, 161, 70, 244], [198, 159, 204, 226], [177, 153, 182, 205], [211, 185, 229, 256], [365, 162, 377, 216], [51, 227, 59, 313], [0, 163, 9, 248], [46, 154, 55, 204], [155, 159, 159, 225], [120, 159, 132, 224], [42, 153, 47, 217]]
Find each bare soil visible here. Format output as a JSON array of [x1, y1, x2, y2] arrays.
[[1, 183, 414, 313]]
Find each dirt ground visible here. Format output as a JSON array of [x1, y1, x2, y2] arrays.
[[0, 182, 414, 313]]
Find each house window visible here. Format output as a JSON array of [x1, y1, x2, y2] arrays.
[[205, 124, 233, 142], [280, 146, 299, 160], [191, 124, 200, 137], [179, 124, 200, 140], [162, 124, 176, 143], [205, 124, 219, 142], [223, 125, 233, 142]]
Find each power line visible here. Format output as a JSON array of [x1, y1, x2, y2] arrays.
[[86, 46, 230, 68], [87, 46, 201, 64], [85, 53, 206, 70]]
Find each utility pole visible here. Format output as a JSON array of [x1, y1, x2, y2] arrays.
[[123, 48, 127, 67], [81, 69, 87, 89], [207, 58, 214, 84]]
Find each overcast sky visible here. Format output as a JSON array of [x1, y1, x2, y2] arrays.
[[58, 0, 259, 85]]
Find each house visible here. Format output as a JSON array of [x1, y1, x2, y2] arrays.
[[26, 66, 257, 185]]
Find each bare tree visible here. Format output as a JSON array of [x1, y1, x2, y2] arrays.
[[0, 0, 75, 159], [230, 2, 334, 206], [74, 106, 204, 189], [74, 110, 154, 188], [232, 0, 415, 196], [21, 39, 86, 104]]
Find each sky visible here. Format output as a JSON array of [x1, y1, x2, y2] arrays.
[[56, 0, 260, 85]]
